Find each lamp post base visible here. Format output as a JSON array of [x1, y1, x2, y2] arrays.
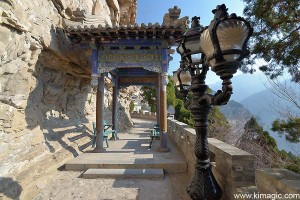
[[187, 164, 222, 200], [156, 132, 170, 152], [92, 148, 106, 153], [156, 147, 170, 152]]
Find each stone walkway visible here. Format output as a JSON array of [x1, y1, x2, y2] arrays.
[[32, 118, 191, 200]]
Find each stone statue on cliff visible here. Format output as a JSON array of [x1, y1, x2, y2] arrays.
[[64, 7, 112, 28], [63, 0, 137, 28], [162, 6, 189, 27], [118, 0, 136, 25]]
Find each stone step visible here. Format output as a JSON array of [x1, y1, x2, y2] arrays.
[[82, 168, 164, 179], [65, 153, 187, 173]]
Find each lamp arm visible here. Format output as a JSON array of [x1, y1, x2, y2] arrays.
[[177, 69, 184, 91], [184, 98, 191, 109], [212, 81, 232, 105]]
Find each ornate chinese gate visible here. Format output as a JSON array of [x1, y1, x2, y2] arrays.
[[63, 7, 187, 152]]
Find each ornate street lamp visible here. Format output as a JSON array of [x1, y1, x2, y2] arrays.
[[174, 4, 252, 200], [173, 62, 191, 102]]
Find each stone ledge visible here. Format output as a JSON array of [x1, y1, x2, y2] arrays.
[[131, 112, 157, 120], [208, 138, 253, 157], [167, 118, 256, 199], [257, 168, 300, 194]]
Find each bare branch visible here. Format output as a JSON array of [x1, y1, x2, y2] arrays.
[[279, 26, 300, 42], [265, 77, 300, 114], [271, 19, 300, 29]]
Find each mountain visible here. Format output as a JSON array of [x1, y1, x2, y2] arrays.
[[210, 72, 268, 101], [240, 80, 299, 127], [240, 88, 280, 126], [220, 100, 253, 122], [240, 81, 300, 155]]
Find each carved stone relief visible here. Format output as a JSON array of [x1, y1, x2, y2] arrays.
[[119, 0, 136, 25]]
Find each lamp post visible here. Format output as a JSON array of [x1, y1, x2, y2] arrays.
[[173, 4, 252, 200]]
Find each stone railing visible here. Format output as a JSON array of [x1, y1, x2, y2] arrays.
[[131, 111, 156, 120], [167, 118, 300, 199], [257, 168, 300, 197]]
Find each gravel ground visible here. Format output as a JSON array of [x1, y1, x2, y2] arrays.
[[33, 171, 190, 200]]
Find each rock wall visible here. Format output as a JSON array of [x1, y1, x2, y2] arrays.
[[0, 0, 136, 199]]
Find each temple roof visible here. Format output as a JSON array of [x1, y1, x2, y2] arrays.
[[64, 22, 187, 43], [63, 5, 188, 44]]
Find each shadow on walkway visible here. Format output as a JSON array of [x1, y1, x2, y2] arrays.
[[0, 177, 22, 200]]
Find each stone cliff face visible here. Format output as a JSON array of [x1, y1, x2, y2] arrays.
[[0, 0, 136, 198]]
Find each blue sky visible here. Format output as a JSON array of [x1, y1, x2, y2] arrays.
[[136, 0, 245, 25], [136, 0, 246, 84]]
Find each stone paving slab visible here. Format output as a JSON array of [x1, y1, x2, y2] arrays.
[[65, 118, 187, 173]]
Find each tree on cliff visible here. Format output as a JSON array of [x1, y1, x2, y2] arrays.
[[174, 99, 194, 126], [208, 106, 231, 140], [174, 87, 230, 140], [272, 118, 300, 143], [166, 76, 176, 107], [242, 0, 300, 82], [129, 101, 135, 113], [236, 117, 300, 173], [141, 76, 176, 112], [141, 86, 157, 112], [243, 0, 300, 143]]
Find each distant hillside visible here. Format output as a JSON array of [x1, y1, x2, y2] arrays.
[[220, 100, 253, 122], [240, 79, 299, 126], [240, 81, 300, 155], [218, 100, 253, 142], [240, 88, 280, 126], [210, 72, 267, 101]]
